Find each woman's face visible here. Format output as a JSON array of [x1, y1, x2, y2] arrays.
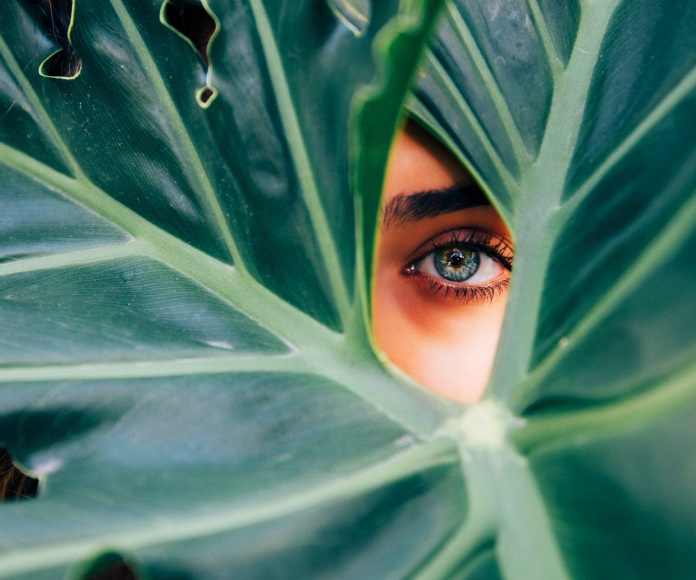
[[373, 122, 513, 403]]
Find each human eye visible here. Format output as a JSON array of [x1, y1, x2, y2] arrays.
[[403, 228, 513, 303]]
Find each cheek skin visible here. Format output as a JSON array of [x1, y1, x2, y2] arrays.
[[373, 271, 506, 402]]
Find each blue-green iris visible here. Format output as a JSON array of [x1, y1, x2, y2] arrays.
[[434, 247, 480, 282]]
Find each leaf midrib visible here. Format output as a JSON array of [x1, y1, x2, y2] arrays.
[[489, 0, 623, 398], [0, 143, 333, 350]]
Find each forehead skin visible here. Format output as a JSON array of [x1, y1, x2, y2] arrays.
[[383, 122, 471, 204]]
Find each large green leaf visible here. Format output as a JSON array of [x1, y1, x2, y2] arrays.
[[410, 0, 696, 576], [0, 0, 694, 578]]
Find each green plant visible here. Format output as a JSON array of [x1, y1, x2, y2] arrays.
[[1, 0, 694, 578]]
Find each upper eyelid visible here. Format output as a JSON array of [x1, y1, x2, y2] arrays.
[[406, 227, 513, 265]]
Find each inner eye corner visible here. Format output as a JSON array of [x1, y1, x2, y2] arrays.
[[161, 0, 219, 107], [0, 448, 40, 502], [78, 552, 139, 580]]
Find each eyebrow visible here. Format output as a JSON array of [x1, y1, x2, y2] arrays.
[[381, 182, 490, 228]]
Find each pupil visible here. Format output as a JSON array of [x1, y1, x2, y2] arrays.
[[449, 249, 465, 268]]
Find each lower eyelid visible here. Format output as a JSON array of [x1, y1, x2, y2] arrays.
[[405, 272, 510, 304], [406, 269, 509, 288]]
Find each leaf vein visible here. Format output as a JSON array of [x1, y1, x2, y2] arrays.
[[445, 2, 530, 165], [109, 0, 243, 269], [246, 0, 352, 323]]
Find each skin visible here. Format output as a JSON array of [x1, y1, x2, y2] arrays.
[[373, 122, 512, 403]]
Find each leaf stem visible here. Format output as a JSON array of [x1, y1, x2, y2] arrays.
[[431, 404, 570, 579]]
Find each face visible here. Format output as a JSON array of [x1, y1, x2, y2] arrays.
[[373, 122, 513, 403]]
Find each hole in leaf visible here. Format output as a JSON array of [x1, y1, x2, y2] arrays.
[[198, 86, 215, 104], [31, 0, 82, 79], [161, 0, 218, 107], [0, 448, 39, 501], [162, 1, 216, 65], [79, 552, 138, 580]]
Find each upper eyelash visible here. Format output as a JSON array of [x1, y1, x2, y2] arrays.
[[408, 229, 514, 273], [403, 228, 513, 305]]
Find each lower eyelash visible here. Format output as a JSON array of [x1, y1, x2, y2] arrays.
[[412, 274, 510, 304]]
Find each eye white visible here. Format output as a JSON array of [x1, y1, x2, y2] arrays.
[[415, 249, 505, 284]]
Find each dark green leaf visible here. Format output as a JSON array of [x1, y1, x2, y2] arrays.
[[413, 0, 696, 575], [1, 0, 694, 576]]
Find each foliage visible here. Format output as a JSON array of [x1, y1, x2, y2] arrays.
[[0, 0, 695, 577]]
